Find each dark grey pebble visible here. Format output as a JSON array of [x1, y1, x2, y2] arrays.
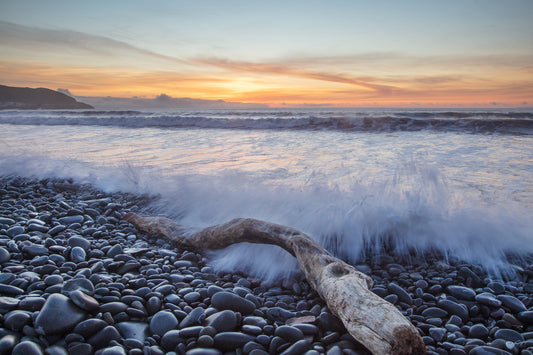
[[69, 290, 99, 311], [211, 291, 256, 314], [34, 293, 87, 335], [0, 296, 20, 312], [160, 329, 184, 351], [207, 285, 224, 297], [185, 349, 222, 355], [58, 215, 84, 225], [48, 225, 66, 236], [317, 312, 345, 333], [180, 307, 205, 329], [206, 310, 238, 332], [7, 226, 25, 237], [68, 236, 91, 250], [179, 326, 203, 338], [183, 291, 201, 303], [494, 328, 524, 342], [517, 311, 533, 324], [88, 325, 122, 350], [107, 244, 123, 257], [100, 302, 128, 314], [12, 341, 43, 355], [325, 346, 342, 355], [265, 307, 295, 322], [28, 223, 49, 233], [384, 294, 398, 304], [496, 295, 527, 313], [43, 345, 68, 355], [197, 334, 215, 347], [0, 247, 10, 263], [68, 343, 93, 354], [146, 296, 161, 315], [174, 260, 193, 268], [387, 283, 412, 304], [469, 324, 489, 339], [0, 272, 15, 283], [275, 325, 305, 342], [429, 327, 446, 342], [100, 346, 126, 355], [447, 285, 476, 301], [123, 338, 143, 350], [0, 217, 15, 224], [70, 246, 87, 262], [437, 299, 469, 322], [475, 293, 502, 307], [0, 284, 24, 296], [250, 349, 269, 355], [154, 284, 174, 295], [4, 310, 31, 331], [116, 322, 149, 342], [44, 274, 63, 286], [73, 318, 108, 338], [0, 335, 18, 354], [243, 316, 267, 328], [242, 341, 263, 354], [293, 323, 318, 336], [117, 260, 141, 274], [213, 332, 255, 351], [280, 339, 311, 355], [150, 310, 178, 336], [422, 307, 448, 318], [62, 277, 95, 295], [242, 325, 262, 335], [469, 346, 512, 355]]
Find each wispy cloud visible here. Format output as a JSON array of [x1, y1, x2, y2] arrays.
[[0, 21, 187, 66], [191, 57, 397, 93]]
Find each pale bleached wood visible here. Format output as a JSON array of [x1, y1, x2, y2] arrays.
[[123, 212, 425, 355]]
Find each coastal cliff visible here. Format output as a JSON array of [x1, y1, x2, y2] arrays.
[[0, 85, 93, 109]]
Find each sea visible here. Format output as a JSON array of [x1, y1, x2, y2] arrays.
[[1, 108, 532, 279]]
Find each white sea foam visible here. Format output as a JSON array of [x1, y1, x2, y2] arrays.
[[1, 152, 531, 280]]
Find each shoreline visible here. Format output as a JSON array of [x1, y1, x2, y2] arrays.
[[0, 175, 532, 355]]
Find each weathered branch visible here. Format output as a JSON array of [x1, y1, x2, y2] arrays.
[[123, 212, 425, 355]]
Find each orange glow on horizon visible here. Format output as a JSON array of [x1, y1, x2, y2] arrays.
[[1, 58, 531, 108]]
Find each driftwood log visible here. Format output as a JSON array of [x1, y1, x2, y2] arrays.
[[123, 212, 425, 355]]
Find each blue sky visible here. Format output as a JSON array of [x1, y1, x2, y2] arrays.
[[1, 0, 532, 106]]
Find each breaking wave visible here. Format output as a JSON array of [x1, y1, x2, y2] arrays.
[[1, 109, 532, 135]]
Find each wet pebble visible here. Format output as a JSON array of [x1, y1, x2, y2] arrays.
[[206, 310, 238, 332], [211, 291, 256, 314], [34, 293, 87, 335], [70, 246, 87, 262], [150, 310, 178, 336], [12, 341, 43, 355], [447, 285, 476, 301], [0, 247, 10, 263], [213, 332, 255, 351]]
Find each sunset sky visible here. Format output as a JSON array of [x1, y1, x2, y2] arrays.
[[1, 0, 532, 107]]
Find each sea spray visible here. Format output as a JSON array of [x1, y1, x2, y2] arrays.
[[2, 151, 530, 280]]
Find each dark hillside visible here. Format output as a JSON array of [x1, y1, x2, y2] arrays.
[[0, 85, 93, 109]]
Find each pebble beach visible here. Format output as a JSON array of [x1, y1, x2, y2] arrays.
[[1, 175, 533, 355]]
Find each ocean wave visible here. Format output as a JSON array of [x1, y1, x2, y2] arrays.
[[1, 110, 532, 134]]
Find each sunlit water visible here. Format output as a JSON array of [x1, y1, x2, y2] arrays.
[[1, 109, 532, 279]]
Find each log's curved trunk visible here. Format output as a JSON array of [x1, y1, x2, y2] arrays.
[[123, 212, 426, 355]]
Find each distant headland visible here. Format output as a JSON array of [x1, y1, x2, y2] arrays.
[[0, 85, 94, 110]]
